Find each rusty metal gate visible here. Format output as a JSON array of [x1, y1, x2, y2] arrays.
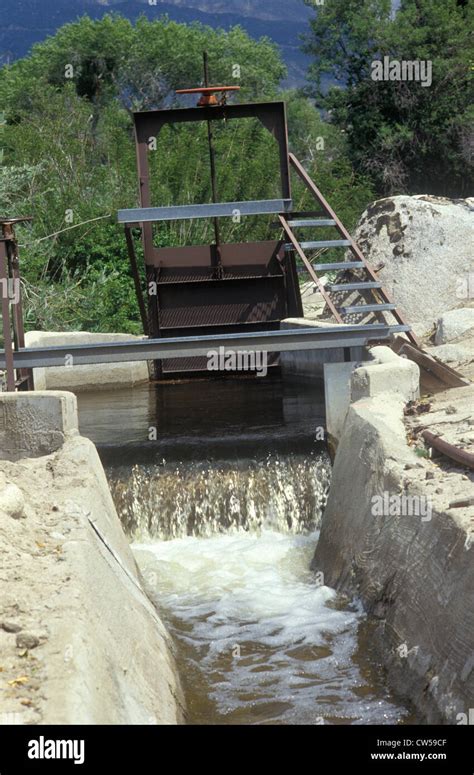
[[119, 73, 303, 379]]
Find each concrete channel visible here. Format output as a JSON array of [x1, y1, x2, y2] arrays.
[[1, 323, 472, 725]]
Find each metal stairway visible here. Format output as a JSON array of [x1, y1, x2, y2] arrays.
[[279, 153, 418, 346]]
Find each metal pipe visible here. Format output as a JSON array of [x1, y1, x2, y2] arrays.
[[0, 240, 15, 390], [203, 51, 223, 278], [422, 430, 474, 471], [124, 226, 149, 335]]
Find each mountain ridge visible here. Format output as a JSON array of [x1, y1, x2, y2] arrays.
[[0, 0, 313, 85]]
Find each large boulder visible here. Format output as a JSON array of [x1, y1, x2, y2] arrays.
[[353, 195, 474, 337], [434, 308, 474, 344], [427, 311, 474, 370]]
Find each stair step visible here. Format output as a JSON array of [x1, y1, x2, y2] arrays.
[[285, 239, 351, 251], [311, 261, 365, 272], [328, 281, 382, 292], [287, 219, 336, 227], [340, 303, 397, 315]]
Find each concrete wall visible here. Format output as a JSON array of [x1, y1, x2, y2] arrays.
[[0, 391, 78, 461], [312, 353, 474, 722], [25, 331, 149, 392], [324, 362, 355, 442], [324, 346, 420, 441], [0, 392, 185, 725]]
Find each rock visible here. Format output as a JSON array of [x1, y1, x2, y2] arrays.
[[353, 195, 474, 337], [300, 279, 327, 320], [50, 531, 66, 540], [1, 621, 22, 633], [16, 633, 40, 650], [0, 482, 26, 519], [435, 309, 474, 345], [428, 343, 474, 364]]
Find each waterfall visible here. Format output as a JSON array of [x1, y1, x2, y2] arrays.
[[107, 450, 332, 540]]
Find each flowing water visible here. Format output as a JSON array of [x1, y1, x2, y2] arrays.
[[108, 454, 331, 538], [78, 376, 412, 725]]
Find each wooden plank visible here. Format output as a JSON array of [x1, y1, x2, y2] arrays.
[[392, 336, 470, 388]]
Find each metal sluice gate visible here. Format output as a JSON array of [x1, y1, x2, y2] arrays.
[[121, 75, 303, 379], [0, 55, 416, 388]]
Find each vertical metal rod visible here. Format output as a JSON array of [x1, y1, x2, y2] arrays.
[[148, 266, 162, 380], [125, 226, 149, 335], [5, 222, 34, 389], [203, 51, 223, 278], [7, 238, 31, 389], [8, 241, 23, 352], [0, 240, 15, 391]]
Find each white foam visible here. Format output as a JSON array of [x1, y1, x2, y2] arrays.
[[134, 531, 407, 724]]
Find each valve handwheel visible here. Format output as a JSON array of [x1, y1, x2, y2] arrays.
[[175, 85, 241, 106]]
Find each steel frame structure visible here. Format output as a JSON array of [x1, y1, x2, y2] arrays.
[[0, 324, 411, 370], [122, 100, 303, 378]]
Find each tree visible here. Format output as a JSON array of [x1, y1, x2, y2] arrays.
[[303, 0, 474, 196], [0, 14, 376, 333], [0, 15, 289, 333], [0, 14, 285, 113]]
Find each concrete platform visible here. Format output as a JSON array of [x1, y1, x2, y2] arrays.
[[25, 331, 149, 392]]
